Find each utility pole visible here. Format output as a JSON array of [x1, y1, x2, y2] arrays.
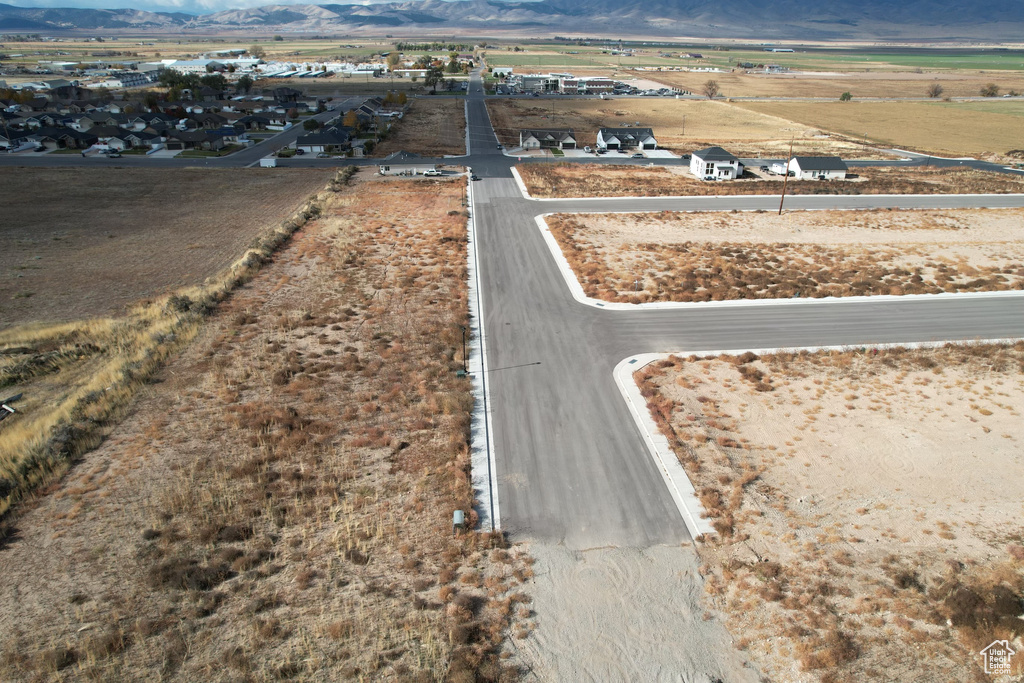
[[778, 137, 794, 216], [681, 114, 686, 136]]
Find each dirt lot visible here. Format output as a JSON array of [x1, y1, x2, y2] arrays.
[[375, 97, 466, 158], [546, 208, 1024, 303], [520, 163, 1024, 199], [734, 100, 1024, 160], [636, 346, 1024, 681], [0, 168, 332, 329], [646, 70, 1024, 100], [487, 98, 887, 157], [0, 175, 529, 681]]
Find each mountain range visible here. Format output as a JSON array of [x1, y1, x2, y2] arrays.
[[2, 0, 1024, 40]]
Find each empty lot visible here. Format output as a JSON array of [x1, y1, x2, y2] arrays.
[[546, 207, 1024, 303], [637, 345, 1024, 681]]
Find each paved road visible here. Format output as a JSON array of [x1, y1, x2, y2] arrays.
[[461, 70, 1024, 549]]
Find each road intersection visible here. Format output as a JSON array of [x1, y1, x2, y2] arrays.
[[460, 74, 1024, 548]]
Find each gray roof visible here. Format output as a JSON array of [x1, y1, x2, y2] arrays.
[[521, 128, 576, 141], [599, 127, 655, 141], [692, 146, 739, 162], [792, 156, 848, 171]]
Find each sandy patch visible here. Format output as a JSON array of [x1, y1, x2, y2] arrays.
[[547, 208, 1024, 302], [510, 543, 760, 682], [636, 346, 1024, 681]]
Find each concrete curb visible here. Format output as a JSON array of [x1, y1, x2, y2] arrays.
[[466, 173, 501, 532], [534, 213, 1024, 311], [614, 355, 715, 540], [510, 166, 531, 199]]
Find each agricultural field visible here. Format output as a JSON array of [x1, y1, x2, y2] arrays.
[[487, 98, 882, 156], [546, 208, 1024, 303], [644, 69, 1024, 100], [375, 97, 466, 157], [636, 345, 1024, 681], [0, 174, 529, 681], [0, 37, 389, 70], [0, 167, 332, 328], [519, 164, 1024, 199], [734, 100, 1024, 159]]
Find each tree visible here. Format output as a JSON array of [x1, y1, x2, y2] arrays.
[[839, 91, 852, 102], [386, 53, 400, 69], [425, 64, 444, 93], [236, 74, 253, 94], [980, 83, 1000, 97], [302, 118, 322, 131], [273, 35, 283, 41], [446, 57, 460, 74], [200, 73, 226, 90], [287, 108, 298, 121], [342, 110, 360, 129], [701, 80, 719, 99], [397, 92, 407, 105], [249, 44, 266, 60], [926, 83, 944, 98], [143, 90, 160, 111]]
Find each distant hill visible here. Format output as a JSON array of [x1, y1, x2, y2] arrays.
[[1, 0, 1023, 40]]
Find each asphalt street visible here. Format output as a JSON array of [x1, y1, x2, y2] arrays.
[[462, 71, 1024, 549]]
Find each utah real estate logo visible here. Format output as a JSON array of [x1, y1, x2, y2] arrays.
[[980, 640, 1016, 676]]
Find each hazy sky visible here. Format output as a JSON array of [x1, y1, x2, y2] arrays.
[[6, 0, 395, 14]]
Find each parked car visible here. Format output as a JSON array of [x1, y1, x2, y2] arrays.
[[631, 153, 644, 158], [470, 174, 481, 181], [106, 151, 122, 158], [423, 169, 442, 176], [316, 152, 330, 158], [294, 148, 304, 155], [759, 165, 769, 172], [595, 149, 607, 155], [703, 175, 716, 181], [584, 146, 592, 153]]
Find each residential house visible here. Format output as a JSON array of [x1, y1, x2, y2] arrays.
[[787, 156, 848, 180], [690, 146, 744, 180], [519, 128, 577, 150], [596, 127, 657, 151], [296, 126, 352, 154]]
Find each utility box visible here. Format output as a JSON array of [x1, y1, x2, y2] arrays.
[[452, 510, 466, 535]]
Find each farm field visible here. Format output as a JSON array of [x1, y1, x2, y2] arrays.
[[375, 97, 466, 157], [487, 98, 884, 156], [0, 175, 529, 681], [733, 100, 1024, 159], [636, 346, 1024, 681], [546, 208, 1024, 303], [644, 69, 1024, 100], [0, 167, 332, 328], [519, 164, 1024, 199]]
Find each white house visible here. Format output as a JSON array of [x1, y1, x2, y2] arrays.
[[519, 128, 577, 150], [690, 146, 744, 180], [788, 156, 848, 180], [596, 127, 657, 151]]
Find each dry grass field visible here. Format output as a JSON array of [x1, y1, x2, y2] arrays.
[[546, 208, 1024, 303], [375, 97, 467, 158], [487, 98, 887, 157], [0, 168, 332, 328], [636, 346, 1024, 681], [645, 69, 1024, 100], [734, 100, 1024, 160], [0, 175, 529, 682], [259, 76, 426, 99], [520, 163, 1024, 199]]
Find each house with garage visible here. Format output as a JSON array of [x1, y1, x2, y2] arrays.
[[295, 126, 352, 154], [787, 156, 848, 180], [596, 127, 657, 151], [690, 146, 744, 180], [519, 128, 577, 150]]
